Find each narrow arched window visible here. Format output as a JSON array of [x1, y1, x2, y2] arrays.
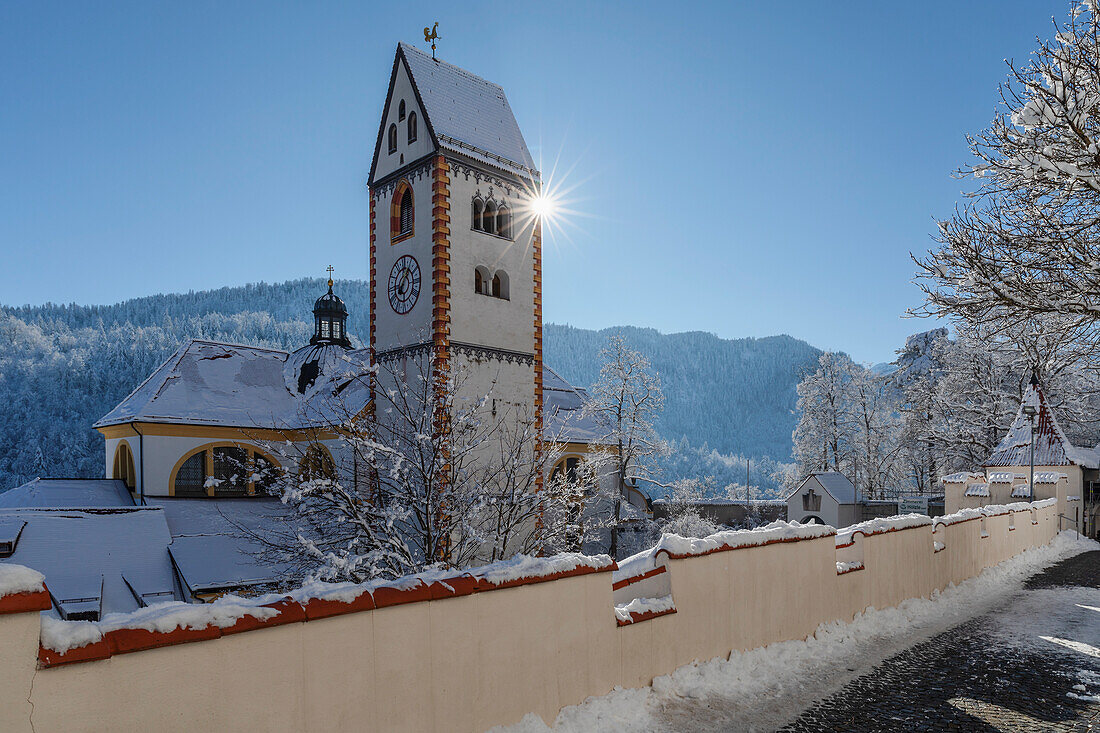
[[407, 112, 417, 143], [484, 201, 497, 236], [388, 124, 397, 154], [472, 197, 484, 231], [494, 270, 509, 299], [497, 204, 511, 239], [475, 268, 484, 294], [399, 189, 413, 235], [398, 99, 406, 121]]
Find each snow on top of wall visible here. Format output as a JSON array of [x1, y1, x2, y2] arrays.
[[0, 563, 44, 597], [1011, 484, 1032, 498], [987, 472, 1025, 484], [933, 498, 1056, 527], [965, 484, 991, 497], [40, 596, 281, 653], [473, 552, 614, 587], [614, 594, 675, 624], [835, 514, 932, 546], [1034, 471, 1068, 484], [941, 472, 986, 484], [615, 521, 834, 581]]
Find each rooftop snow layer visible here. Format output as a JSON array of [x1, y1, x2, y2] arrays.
[[542, 365, 610, 444], [985, 380, 1098, 468], [0, 478, 134, 508], [0, 507, 177, 618], [94, 339, 373, 431], [397, 42, 536, 178]]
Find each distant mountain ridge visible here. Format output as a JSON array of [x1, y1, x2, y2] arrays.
[[0, 279, 819, 492]]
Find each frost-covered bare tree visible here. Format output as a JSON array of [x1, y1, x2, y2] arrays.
[[793, 352, 859, 478], [584, 333, 667, 559], [253, 356, 566, 584], [915, 2, 1100, 356], [793, 352, 906, 498]]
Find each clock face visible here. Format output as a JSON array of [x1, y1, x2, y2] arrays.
[[388, 255, 421, 314]]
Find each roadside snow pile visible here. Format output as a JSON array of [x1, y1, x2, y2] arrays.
[[835, 514, 931, 546], [476, 553, 614, 587], [0, 563, 45, 596], [40, 596, 281, 653], [493, 531, 1099, 733], [615, 521, 834, 581], [614, 595, 675, 623]]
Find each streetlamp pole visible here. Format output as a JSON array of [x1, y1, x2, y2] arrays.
[[1022, 403, 1037, 503]]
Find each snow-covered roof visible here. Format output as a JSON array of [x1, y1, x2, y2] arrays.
[[1033, 471, 1068, 484], [789, 472, 857, 504], [0, 478, 134, 508], [543, 365, 610, 445], [0, 507, 177, 619], [985, 379, 1099, 469], [394, 42, 536, 180], [95, 339, 373, 431], [149, 498, 296, 595], [964, 484, 990, 497], [987, 472, 1024, 484], [1011, 484, 1031, 498]]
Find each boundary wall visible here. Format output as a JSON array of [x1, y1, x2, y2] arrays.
[[0, 500, 1059, 732]]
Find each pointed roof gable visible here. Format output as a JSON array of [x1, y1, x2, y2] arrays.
[[985, 379, 1098, 469], [370, 43, 537, 183]]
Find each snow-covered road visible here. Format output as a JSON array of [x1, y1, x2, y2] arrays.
[[495, 532, 1100, 733]]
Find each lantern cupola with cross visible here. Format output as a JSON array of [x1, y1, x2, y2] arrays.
[[310, 266, 351, 348]]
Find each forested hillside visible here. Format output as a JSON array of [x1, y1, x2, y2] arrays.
[[0, 280, 816, 496]]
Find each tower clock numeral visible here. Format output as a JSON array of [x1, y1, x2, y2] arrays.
[[388, 255, 421, 314]]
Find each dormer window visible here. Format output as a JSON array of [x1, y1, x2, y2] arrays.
[[398, 99, 406, 121], [407, 112, 417, 143], [388, 124, 398, 154]]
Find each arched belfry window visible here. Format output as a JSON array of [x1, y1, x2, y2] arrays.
[[484, 201, 498, 236], [398, 99, 406, 121], [497, 204, 512, 239], [407, 112, 417, 143], [112, 442, 136, 490], [399, 190, 412, 235], [472, 196, 484, 231], [391, 181, 414, 241], [388, 124, 397, 154]]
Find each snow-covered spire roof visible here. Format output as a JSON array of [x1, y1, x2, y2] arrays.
[[985, 377, 1099, 469], [370, 43, 537, 183]]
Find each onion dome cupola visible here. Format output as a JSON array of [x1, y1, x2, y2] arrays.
[[310, 271, 351, 349]]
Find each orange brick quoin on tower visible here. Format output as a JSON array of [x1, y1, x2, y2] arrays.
[[533, 219, 545, 524], [431, 155, 453, 561]]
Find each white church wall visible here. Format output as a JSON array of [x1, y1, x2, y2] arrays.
[[372, 58, 435, 183]]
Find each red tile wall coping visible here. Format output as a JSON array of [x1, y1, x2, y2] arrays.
[[36, 562, 617, 669], [0, 588, 51, 615], [654, 532, 830, 562], [616, 606, 677, 627], [611, 565, 666, 591], [845, 524, 928, 542]]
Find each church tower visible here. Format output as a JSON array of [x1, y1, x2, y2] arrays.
[[368, 43, 543, 439]]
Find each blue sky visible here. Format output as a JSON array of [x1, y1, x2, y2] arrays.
[[0, 1, 1066, 363]]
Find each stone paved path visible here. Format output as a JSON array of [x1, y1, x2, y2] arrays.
[[778, 551, 1100, 732]]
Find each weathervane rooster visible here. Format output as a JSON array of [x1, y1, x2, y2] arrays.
[[424, 22, 440, 59]]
